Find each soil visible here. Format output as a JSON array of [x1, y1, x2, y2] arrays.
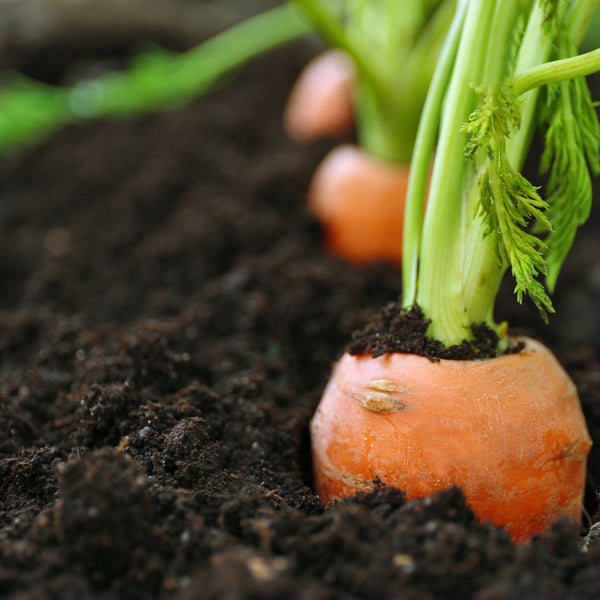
[[346, 303, 513, 360], [1, 34, 600, 600]]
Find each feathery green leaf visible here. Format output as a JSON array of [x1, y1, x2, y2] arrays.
[[538, 38, 600, 290], [463, 85, 554, 315]]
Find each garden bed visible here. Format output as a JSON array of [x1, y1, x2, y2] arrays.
[[1, 40, 600, 599]]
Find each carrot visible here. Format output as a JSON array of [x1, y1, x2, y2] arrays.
[[307, 144, 408, 266], [311, 338, 592, 542], [283, 50, 355, 143], [311, 2, 600, 542]]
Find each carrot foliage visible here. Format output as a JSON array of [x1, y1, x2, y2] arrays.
[[289, 0, 456, 161], [0, 5, 311, 152], [538, 43, 600, 291], [403, 0, 600, 348], [463, 85, 553, 316]]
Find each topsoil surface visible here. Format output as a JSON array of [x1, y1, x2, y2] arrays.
[[1, 37, 600, 600]]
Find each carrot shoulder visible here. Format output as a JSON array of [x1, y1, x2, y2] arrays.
[[310, 337, 592, 542], [283, 50, 355, 143], [307, 144, 409, 266]]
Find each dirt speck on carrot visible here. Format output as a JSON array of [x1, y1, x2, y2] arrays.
[[347, 378, 413, 413]]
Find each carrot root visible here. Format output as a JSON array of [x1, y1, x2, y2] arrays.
[[283, 50, 355, 143], [310, 337, 592, 542], [307, 144, 409, 266]]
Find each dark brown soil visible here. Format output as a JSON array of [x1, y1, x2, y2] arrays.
[[346, 302, 516, 360], [1, 41, 600, 600]]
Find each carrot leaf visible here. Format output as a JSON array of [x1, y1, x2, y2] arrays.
[[538, 41, 600, 291], [0, 4, 311, 153], [463, 84, 554, 316]]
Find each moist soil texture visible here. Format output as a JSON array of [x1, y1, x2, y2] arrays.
[[346, 303, 513, 360], [1, 39, 600, 600]]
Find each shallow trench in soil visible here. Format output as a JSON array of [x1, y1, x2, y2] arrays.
[[1, 37, 600, 599]]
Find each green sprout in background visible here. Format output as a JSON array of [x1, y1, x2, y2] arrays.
[[0, 1, 452, 158], [290, 0, 456, 162], [0, 4, 310, 152]]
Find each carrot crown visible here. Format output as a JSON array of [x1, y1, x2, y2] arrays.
[[402, 0, 600, 348], [289, 0, 457, 162]]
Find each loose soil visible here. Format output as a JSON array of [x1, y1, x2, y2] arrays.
[[1, 42, 600, 599], [346, 303, 513, 360]]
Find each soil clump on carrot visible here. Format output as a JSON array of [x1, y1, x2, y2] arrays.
[[1, 37, 600, 599], [346, 301, 523, 360]]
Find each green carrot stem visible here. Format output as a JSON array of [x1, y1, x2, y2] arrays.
[[87, 4, 312, 117], [513, 47, 600, 96], [412, 0, 497, 344], [402, 0, 468, 306], [0, 4, 312, 151], [288, 0, 389, 102]]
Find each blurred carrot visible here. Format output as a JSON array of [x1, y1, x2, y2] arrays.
[[311, 337, 592, 542], [283, 49, 355, 143], [307, 144, 409, 266]]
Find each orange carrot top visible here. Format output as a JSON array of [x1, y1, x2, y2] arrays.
[[311, 339, 591, 541], [307, 145, 409, 266]]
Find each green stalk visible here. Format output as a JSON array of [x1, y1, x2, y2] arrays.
[[568, 0, 600, 45], [289, 0, 399, 160], [354, 84, 416, 162], [460, 1, 558, 331], [86, 4, 313, 117], [401, 0, 458, 109], [513, 47, 600, 95], [290, 0, 456, 162], [288, 0, 389, 101], [403, 0, 468, 305], [377, 0, 458, 163], [502, 1, 564, 172], [412, 0, 497, 344]]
